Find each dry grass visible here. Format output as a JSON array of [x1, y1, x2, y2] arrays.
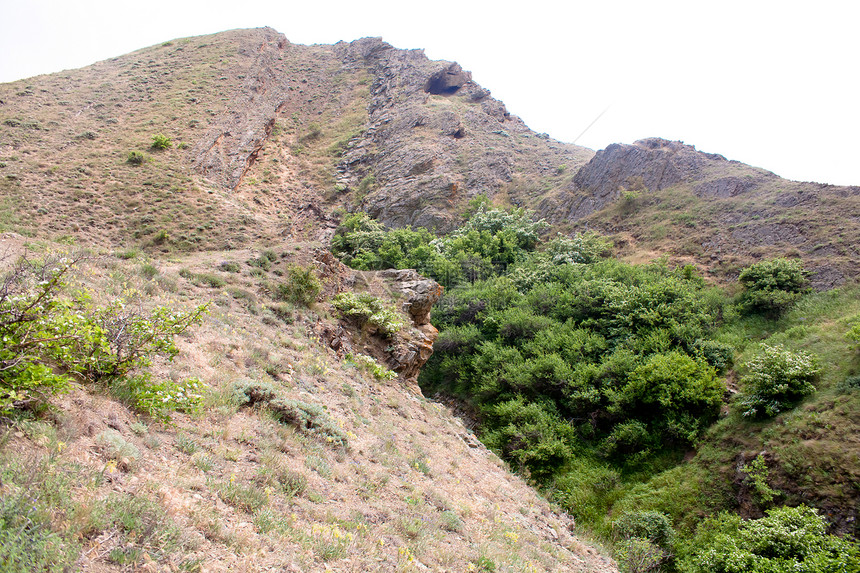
[[0, 241, 615, 572]]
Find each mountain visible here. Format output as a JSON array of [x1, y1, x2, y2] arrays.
[[3, 27, 857, 287], [1, 26, 859, 572], [0, 27, 618, 572]]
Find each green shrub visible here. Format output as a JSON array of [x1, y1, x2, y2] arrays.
[[738, 258, 809, 317], [150, 134, 172, 150], [740, 455, 779, 506], [111, 374, 206, 422], [615, 537, 666, 573], [275, 264, 321, 306], [482, 397, 575, 479], [836, 374, 860, 393], [332, 292, 403, 337], [678, 506, 859, 572], [126, 151, 146, 165], [346, 353, 397, 381], [613, 510, 675, 549], [615, 351, 723, 446], [737, 344, 820, 418], [691, 339, 734, 373], [0, 254, 206, 414]]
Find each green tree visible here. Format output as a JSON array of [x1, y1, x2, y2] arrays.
[[738, 258, 809, 317]]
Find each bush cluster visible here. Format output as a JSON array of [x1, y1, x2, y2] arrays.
[[332, 292, 403, 337], [738, 258, 808, 317], [737, 344, 820, 418], [679, 505, 859, 572]]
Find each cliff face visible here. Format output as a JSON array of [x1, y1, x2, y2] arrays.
[[330, 37, 594, 231]]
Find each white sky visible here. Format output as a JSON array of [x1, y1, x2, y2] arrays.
[[1, 0, 858, 186]]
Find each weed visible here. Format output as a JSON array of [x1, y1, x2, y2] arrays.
[[126, 151, 147, 165], [130, 421, 148, 435], [347, 353, 397, 381], [95, 429, 140, 469], [274, 264, 321, 306], [151, 134, 173, 150], [216, 478, 268, 513], [440, 510, 464, 532], [175, 434, 199, 455]]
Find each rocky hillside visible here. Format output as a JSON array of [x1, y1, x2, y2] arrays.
[[0, 27, 620, 572], [542, 138, 860, 288], [3, 27, 857, 286], [1, 24, 859, 572]]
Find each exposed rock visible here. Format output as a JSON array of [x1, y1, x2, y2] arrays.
[[378, 268, 444, 326], [192, 28, 291, 191], [378, 269, 443, 379], [695, 176, 759, 198], [573, 138, 710, 199], [424, 63, 472, 94]]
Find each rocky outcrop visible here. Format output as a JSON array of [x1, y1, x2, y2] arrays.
[[315, 260, 443, 382], [378, 269, 443, 380], [541, 138, 778, 220], [192, 28, 291, 191], [424, 63, 472, 94], [330, 38, 594, 231]]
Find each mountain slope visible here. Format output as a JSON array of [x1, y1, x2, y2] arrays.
[[0, 28, 618, 572]]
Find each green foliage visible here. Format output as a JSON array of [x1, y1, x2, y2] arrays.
[[332, 292, 403, 337], [691, 338, 734, 373], [738, 258, 809, 317], [616, 352, 722, 447], [740, 455, 779, 506], [332, 207, 550, 286], [0, 253, 206, 415], [678, 506, 860, 572], [614, 537, 666, 573], [275, 264, 321, 306], [111, 374, 206, 422], [0, 479, 78, 571], [126, 151, 146, 165], [346, 353, 397, 381], [737, 344, 820, 418], [613, 510, 676, 549], [481, 397, 575, 479], [150, 133, 173, 150]]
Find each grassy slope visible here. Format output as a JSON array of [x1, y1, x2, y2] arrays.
[[0, 30, 617, 572], [0, 237, 616, 572]]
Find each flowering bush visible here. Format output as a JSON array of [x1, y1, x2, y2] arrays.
[[737, 344, 820, 418], [680, 506, 859, 572]]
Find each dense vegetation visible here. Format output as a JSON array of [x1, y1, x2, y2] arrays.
[[332, 204, 860, 571]]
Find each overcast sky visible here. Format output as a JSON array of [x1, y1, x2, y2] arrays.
[[2, 0, 858, 186]]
